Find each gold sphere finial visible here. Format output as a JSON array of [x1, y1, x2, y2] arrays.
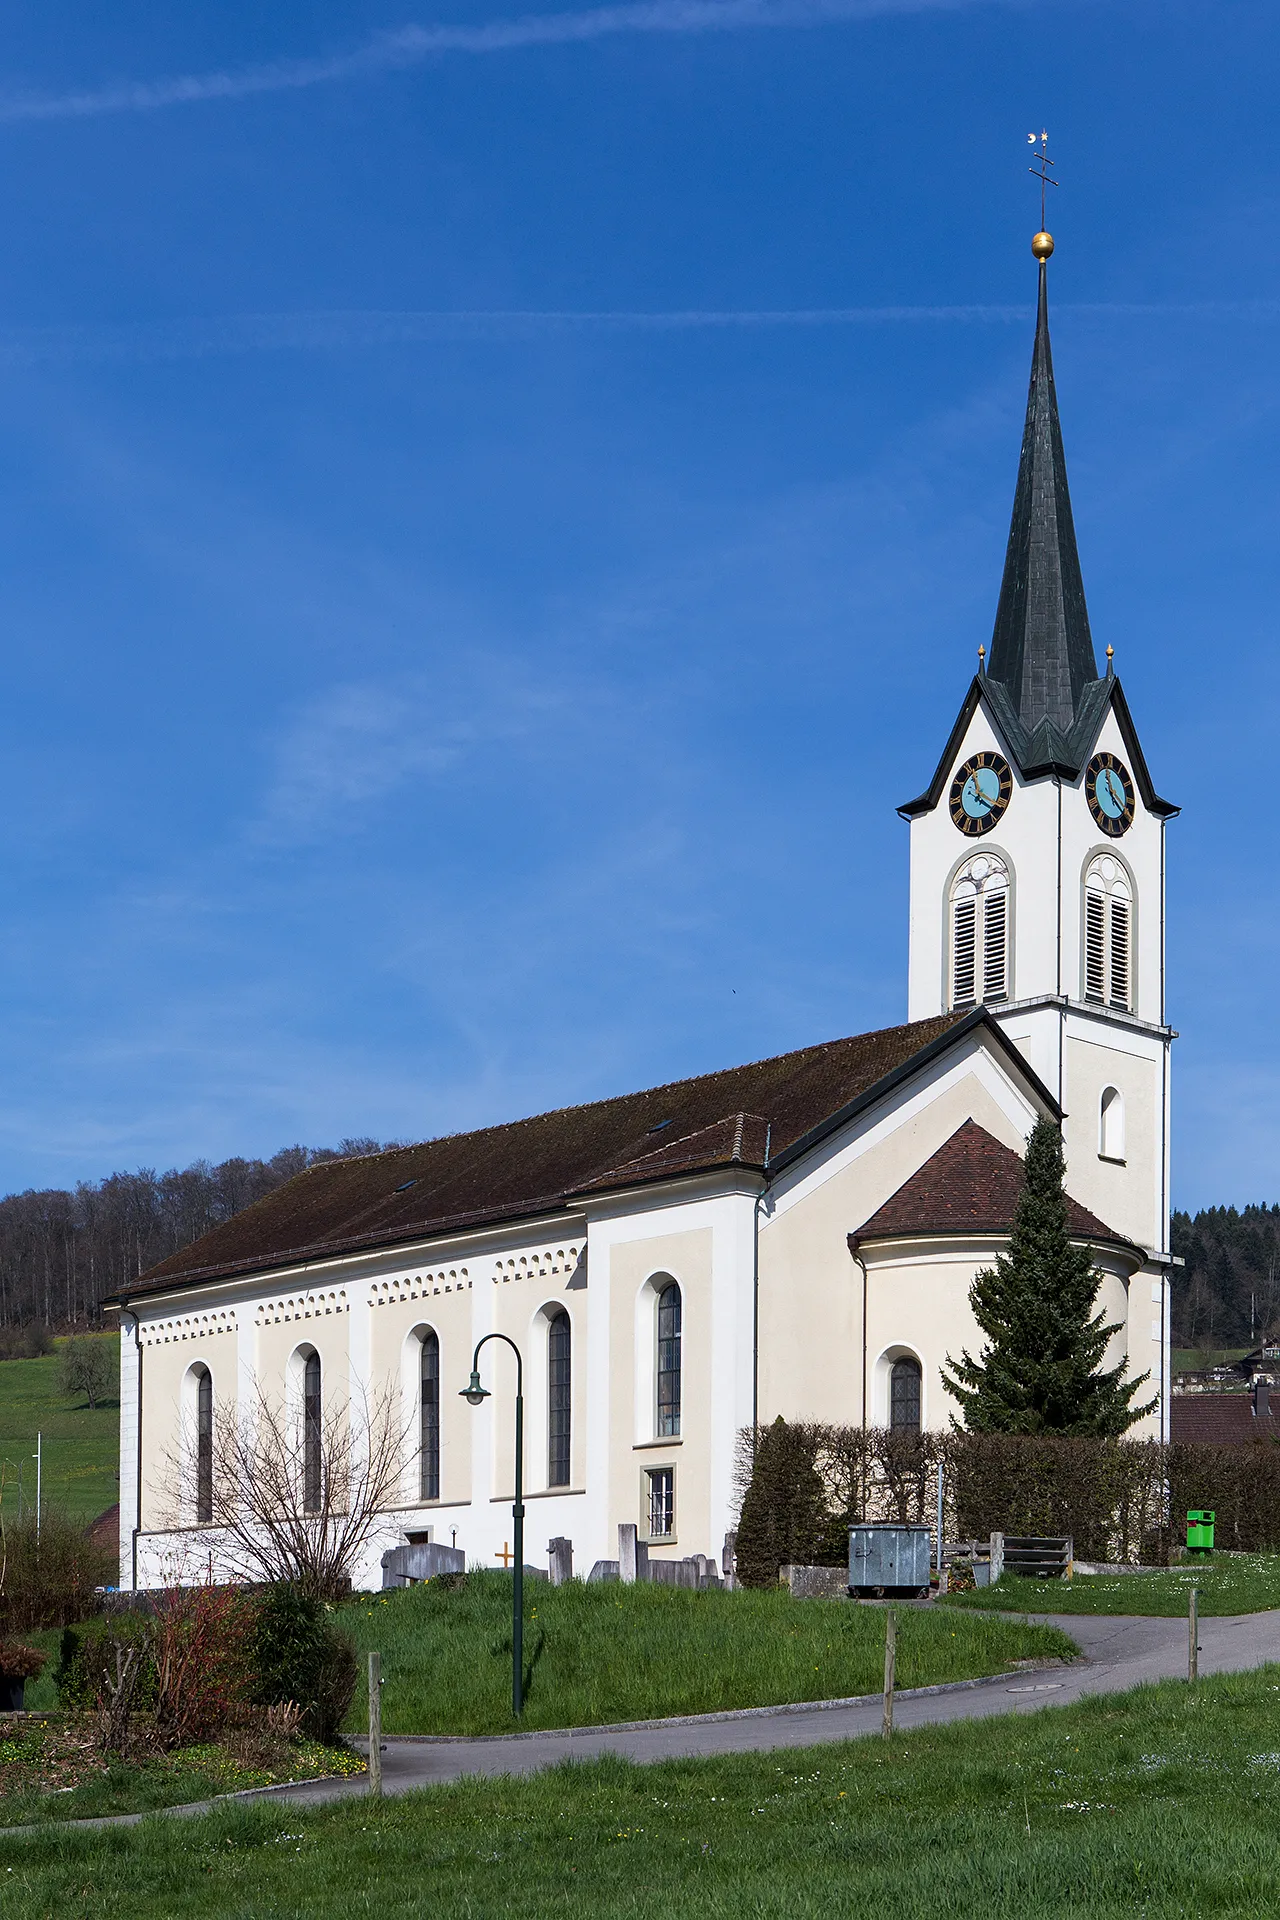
[[1031, 230, 1054, 261]]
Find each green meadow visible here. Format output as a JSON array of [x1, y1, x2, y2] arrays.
[[0, 1340, 120, 1525], [942, 1553, 1280, 1618]]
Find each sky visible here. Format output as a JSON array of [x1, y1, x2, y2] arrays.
[[0, 0, 1272, 1210]]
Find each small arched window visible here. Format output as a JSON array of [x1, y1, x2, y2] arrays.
[[194, 1365, 213, 1523], [890, 1357, 922, 1433], [548, 1311, 571, 1487], [303, 1350, 322, 1514], [949, 853, 1010, 1009], [420, 1331, 440, 1501], [1084, 855, 1133, 1011], [1100, 1085, 1126, 1162], [656, 1283, 682, 1438]]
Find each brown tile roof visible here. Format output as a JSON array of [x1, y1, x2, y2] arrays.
[[849, 1118, 1136, 1252], [114, 1011, 998, 1300], [1171, 1395, 1280, 1446]]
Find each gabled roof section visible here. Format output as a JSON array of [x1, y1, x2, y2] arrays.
[[848, 1118, 1140, 1259], [112, 1012, 1001, 1299], [898, 672, 1178, 819], [987, 261, 1097, 733]]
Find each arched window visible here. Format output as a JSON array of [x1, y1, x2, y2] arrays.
[[420, 1331, 440, 1501], [656, 1283, 682, 1437], [890, 1357, 922, 1432], [949, 853, 1010, 1009], [1084, 855, 1133, 1011], [194, 1365, 213, 1523], [1100, 1085, 1126, 1162], [548, 1311, 571, 1487], [303, 1350, 322, 1514]]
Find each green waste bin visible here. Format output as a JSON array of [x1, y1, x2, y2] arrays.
[[1187, 1510, 1215, 1553]]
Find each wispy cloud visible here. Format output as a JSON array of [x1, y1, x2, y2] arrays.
[[0, 300, 1272, 368], [0, 0, 996, 124]]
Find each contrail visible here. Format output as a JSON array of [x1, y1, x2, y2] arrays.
[[0, 301, 1262, 366], [0, 0, 991, 124]]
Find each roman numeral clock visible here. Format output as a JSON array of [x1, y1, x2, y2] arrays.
[[1085, 752, 1135, 837], [948, 752, 1013, 836]]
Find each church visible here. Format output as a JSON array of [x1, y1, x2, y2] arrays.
[[107, 229, 1178, 1592]]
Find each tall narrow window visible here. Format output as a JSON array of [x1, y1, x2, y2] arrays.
[[949, 854, 1011, 1009], [303, 1350, 322, 1514], [420, 1331, 440, 1501], [656, 1282, 682, 1437], [548, 1310, 571, 1488], [194, 1365, 213, 1523], [1083, 855, 1133, 1012], [890, 1357, 922, 1432]]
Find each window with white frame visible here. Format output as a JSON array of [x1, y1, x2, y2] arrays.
[[889, 1357, 922, 1432], [1083, 855, 1133, 1011], [647, 1466, 675, 1539], [949, 853, 1011, 1009], [420, 1330, 440, 1501], [1099, 1085, 1126, 1162]]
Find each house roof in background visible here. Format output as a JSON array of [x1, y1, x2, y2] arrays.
[[110, 1009, 1032, 1300], [1170, 1395, 1279, 1446]]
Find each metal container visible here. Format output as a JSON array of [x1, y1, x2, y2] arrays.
[[848, 1524, 932, 1597]]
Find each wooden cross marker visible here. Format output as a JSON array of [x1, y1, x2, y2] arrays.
[[496, 1540, 514, 1567]]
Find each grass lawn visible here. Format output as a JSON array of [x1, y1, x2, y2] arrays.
[[3, 1668, 1280, 1914], [0, 1718, 363, 1827], [1171, 1347, 1249, 1372], [0, 1342, 119, 1525], [334, 1572, 1075, 1734], [941, 1552, 1280, 1617]]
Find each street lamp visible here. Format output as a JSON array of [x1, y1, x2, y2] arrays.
[[460, 1333, 525, 1716]]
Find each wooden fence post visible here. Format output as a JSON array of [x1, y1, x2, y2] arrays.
[[882, 1608, 896, 1738], [368, 1650, 382, 1796]]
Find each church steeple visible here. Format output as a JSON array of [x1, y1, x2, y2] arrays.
[[986, 257, 1098, 734]]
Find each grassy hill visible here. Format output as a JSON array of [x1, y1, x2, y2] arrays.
[[0, 1336, 119, 1524]]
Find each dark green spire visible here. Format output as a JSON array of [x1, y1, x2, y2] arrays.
[[987, 262, 1098, 734]]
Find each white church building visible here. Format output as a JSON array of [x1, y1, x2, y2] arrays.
[[108, 241, 1178, 1591]]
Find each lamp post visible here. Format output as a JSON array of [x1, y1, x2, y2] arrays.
[[461, 1333, 525, 1716]]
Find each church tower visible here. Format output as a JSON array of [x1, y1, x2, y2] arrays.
[[899, 228, 1178, 1434]]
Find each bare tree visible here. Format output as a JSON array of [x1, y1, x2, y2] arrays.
[[169, 1381, 411, 1599]]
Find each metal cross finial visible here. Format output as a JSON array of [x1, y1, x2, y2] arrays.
[[1027, 129, 1057, 230]]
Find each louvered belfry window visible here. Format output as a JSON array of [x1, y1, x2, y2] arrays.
[[1083, 856, 1133, 1012], [949, 854, 1010, 1010]]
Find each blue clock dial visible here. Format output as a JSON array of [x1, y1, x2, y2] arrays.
[[949, 753, 1012, 836], [1086, 753, 1135, 837]]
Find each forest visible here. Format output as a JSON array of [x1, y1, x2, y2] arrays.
[[0, 1138, 394, 1342], [1170, 1204, 1280, 1351]]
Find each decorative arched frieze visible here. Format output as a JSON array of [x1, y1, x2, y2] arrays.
[[491, 1245, 582, 1286], [370, 1269, 472, 1308], [140, 1307, 237, 1347], [255, 1287, 349, 1328]]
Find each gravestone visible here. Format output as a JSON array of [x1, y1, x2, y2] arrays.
[[548, 1537, 573, 1585], [618, 1523, 650, 1584], [381, 1541, 466, 1588], [587, 1559, 620, 1582]]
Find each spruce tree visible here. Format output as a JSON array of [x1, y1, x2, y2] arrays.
[[941, 1117, 1155, 1436]]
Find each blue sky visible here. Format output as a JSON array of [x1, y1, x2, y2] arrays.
[[0, 0, 1272, 1208]]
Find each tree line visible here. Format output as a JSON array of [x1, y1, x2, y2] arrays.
[[0, 1139, 392, 1337], [1171, 1203, 1280, 1351]]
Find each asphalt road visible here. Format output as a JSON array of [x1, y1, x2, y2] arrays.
[[267, 1605, 1280, 1807], [8, 1606, 1280, 1835]]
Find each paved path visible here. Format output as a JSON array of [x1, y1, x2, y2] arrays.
[[7, 1607, 1280, 1835], [267, 1606, 1280, 1808]]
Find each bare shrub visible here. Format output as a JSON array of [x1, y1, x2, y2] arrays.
[[0, 1507, 114, 1631], [165, 1381, 410, 1601], [152, 1582, 255, 1747]]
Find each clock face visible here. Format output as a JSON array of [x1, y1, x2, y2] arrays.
[[949, 752, 1012, 836], [1086, 752, 1135, 837]]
